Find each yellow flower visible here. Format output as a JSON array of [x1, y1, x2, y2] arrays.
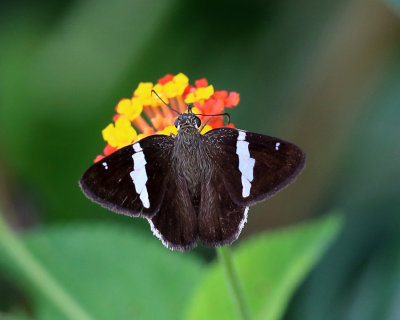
[[137, 133, 148, 141], [157, 125, 177, 136], [164, 73, 189, 98], [134, 82, 153, 105], [196, 85, 214, 100], [173, 73, 189, 94], [102, 117, 137, 149], [185, 85, 214, 103], [150, 83, 167, 106], [200, 125, 213, 134], [116, 98, 143, 121]]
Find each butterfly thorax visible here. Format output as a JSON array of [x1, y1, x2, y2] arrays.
[[172, 126, 213, 211]]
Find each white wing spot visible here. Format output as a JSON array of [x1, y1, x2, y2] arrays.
[[133, 143, 143, 152], [102, 162, 108, 170], [236, 131, 255, 198], [275, 142, 280, 150], [238, 207, 249, 234], [241, 176, 252, 197], [140, 187, 150, 209], [130, 142, 150, 208]]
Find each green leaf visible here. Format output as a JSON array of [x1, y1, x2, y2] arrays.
[[185, 213, 343, 320], [0, 222, 203, 320]]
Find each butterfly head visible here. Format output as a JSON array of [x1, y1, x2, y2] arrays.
[[174, 107, 201, 130]]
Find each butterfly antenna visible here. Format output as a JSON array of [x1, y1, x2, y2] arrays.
[[151, 90, 180, 114], [194, 112, 231, 124]]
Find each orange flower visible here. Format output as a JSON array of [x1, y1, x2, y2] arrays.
[[94, 73, 240, 162]]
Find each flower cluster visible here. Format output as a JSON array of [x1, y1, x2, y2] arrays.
[[94, 73, 240, 162]]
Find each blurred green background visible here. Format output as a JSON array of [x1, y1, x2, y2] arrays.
[[0, 0, 400, 319]]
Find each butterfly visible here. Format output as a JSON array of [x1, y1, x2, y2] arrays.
[[79, 104, 305, 251]]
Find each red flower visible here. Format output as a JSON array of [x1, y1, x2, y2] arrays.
[[158, 74, 174, 85], [195, 78, 208, 88]]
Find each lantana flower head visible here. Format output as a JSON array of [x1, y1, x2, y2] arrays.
[[94, 73, 240, 162]]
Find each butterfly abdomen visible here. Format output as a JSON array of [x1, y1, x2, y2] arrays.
[[172, 127, 213, 213]]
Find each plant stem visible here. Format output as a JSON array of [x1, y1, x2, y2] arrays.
[[217, 246, 253, 320], [0, 211, 93, 320]]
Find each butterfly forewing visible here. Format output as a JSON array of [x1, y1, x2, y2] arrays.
[[79, 135, 174, 217], [205, 128, 305, 207]]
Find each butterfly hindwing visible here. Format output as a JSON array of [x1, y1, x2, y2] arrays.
[[198, 168, 248, 247], [205, 128, 305, 207], [149, 171, 198, 251], [79, 135, 174, 218]]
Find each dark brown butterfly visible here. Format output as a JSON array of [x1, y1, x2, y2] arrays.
[[80, 108, 305, 251]]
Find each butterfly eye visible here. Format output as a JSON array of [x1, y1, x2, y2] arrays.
[[195, 116, 201, 128], [174, 118, 179, 128]]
